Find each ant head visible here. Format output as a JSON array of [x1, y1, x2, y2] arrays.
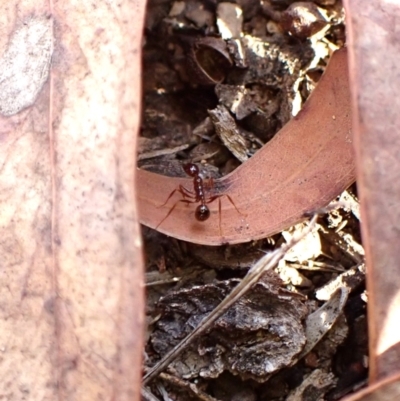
[[182, 163, 199, 177], [195, 204, 210, 221]]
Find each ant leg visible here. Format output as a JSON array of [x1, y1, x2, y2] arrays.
[[179, 185, 196, 199], [155, 198, 196, 229], [206, 194, 247, 217], [157, 188, 180, 208], [202, 195, 223, 236], [200, 194, 224, 236], [204, 177, 215, 191], [157, 185, 195, 208], [223, 194, 247, 217]]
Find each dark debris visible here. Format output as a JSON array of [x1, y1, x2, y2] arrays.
[[151, 278, 309, 381]]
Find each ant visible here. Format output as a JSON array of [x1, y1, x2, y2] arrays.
[[156, 163, 244, 233]]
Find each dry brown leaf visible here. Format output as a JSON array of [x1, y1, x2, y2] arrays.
[[345, 0, 400, 383], [0, 2, 145, 400]]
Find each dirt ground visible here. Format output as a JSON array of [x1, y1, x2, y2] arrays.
[[139, 1, 367, 400]]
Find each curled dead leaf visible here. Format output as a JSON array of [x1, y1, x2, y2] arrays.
[[138, 48, 355, 245]]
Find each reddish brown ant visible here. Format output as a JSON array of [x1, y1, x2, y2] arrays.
[[156, 163, 243, 233]]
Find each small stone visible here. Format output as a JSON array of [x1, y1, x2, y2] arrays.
[[169, 1, 185, 17], [217, 2, 243, 39], [281, 2, 328, 40]]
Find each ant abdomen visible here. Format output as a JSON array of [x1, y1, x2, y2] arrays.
[[195, 204, 210, 221]]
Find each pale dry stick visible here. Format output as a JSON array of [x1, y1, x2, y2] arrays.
[[142, 214, 318, 385], [141, 387, 161, 401], [138, 144, 190, 161]]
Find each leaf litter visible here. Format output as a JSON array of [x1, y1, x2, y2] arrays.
[[140, 1, 367, 400]]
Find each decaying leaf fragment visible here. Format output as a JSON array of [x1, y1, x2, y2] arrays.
[[208, 105, 250, 162], [299, 287, 349, 359], [286, 369, 337, 401], [151, 278, 308, 382]]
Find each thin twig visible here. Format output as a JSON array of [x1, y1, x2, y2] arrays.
[[142, 387, 162, 401], [138, 144, 190, 161]]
